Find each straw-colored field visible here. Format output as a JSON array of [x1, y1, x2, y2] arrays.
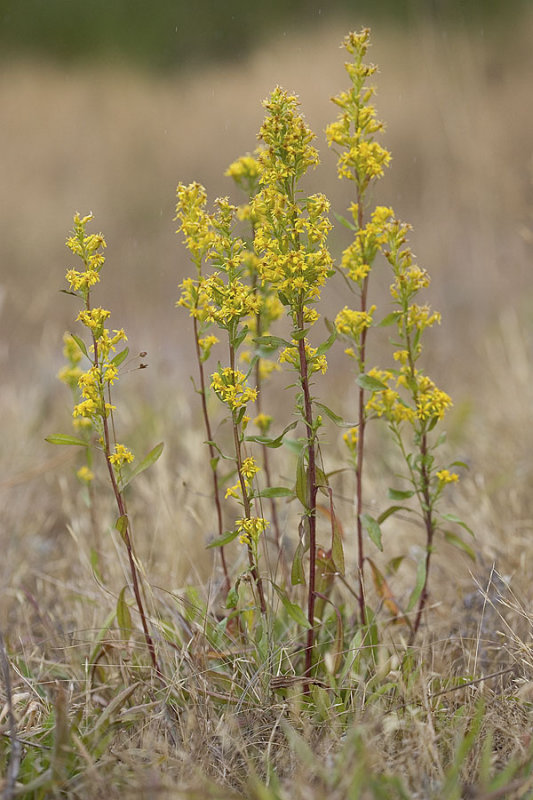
[[2, 13, 533, 798]]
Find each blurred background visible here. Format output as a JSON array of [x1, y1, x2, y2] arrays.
[[2, 0, 533, 572]]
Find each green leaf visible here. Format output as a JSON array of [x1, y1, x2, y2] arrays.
[[120, 442, 164, 489], [316, 328, 337, 356], [273, 584, 311, 628], [115, 515, 128, 542], [116, 587, 132, 636], [206, 529, 240, 548], [314, 401, 344, 426], [291, 327, 309, 341], [233, 327, 250, 351], [360, 513, 383, 551], [441, 513, 474, 538], [45, 433, 88, 447], [226, 585, 239, 609], [253, 335, 292, 351], [333, 211, 356, 231], [295, 448, 308, 508], [377, 311, 401, 328], [291, 540, 306, 586], [331, 516, 345, 576], [388, 488, 415, 500], [70, 333, 89, 358], [357, 373, 388, 392], [110, 347, 129, 367], [245, 420, 298, 449], [256, 486, 294, 499], [406, 557, 427, 612], [377, 505, 407, 525], [444, 531, 476, 561]]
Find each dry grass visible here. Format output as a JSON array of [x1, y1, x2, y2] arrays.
[[2, 13, 533, 798]]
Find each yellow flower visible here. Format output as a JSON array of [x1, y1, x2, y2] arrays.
[[109, 444, 134, 467], [77, 465, 94, 483], [236, 516, 269, 546], [436, 469, 459, 485]]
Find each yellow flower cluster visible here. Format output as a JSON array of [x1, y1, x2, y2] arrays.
[[176, 277, 211, 322], [65, 213, 106, 296], [335, 305, 376, 342], [58, 333, 83, 389], [340, 206, 394, 286], [251, 90, 332, 310], [279, 340, 328, 375], [326, 29, 391, 187], [109, 443, 135, 467], [257, 87, 319, 186], [343, 426, 358, 455], [202, 273, 261, 326], [436, 469, 459, 485], [63, 213, 133, 469], [365, 367, 452, 425], [211, 367, 258, 412], [236, 516, 269, 546], [225, 151, 261, 196], [413, 375, 452, 421], [175, 182, 213, 262]]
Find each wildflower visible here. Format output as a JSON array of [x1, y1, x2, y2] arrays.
[[236, 516, 269, 546], [211, 368, 257, 412], [109, 443, 135, 467], [436, 469, 459, 485], [343, 427, 358, 455], [77, 465, 94, 483], [254, 413, 272, 434]]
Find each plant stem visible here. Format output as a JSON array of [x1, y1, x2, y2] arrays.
[[410, 431, 435, 643], [295, 307, 318, 680], [254, 304, 287, 582], [93, 333, 163, 680], [229, 346, 267, 615], [193, 315, 231, 595], [355, 197, 368, 627]]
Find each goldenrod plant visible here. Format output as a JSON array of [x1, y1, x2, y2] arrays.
[[48, 23, 471, 737], [48, 213, 163, 677]]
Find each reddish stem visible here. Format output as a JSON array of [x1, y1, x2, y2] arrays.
[[193, 316, 231, 594]]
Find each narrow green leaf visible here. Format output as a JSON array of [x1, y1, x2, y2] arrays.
[[210, 456, 219, 471], [331, 518, 345, 576], [291, 327, 309, 341], [357, 374, 388, 392], [115, 515, 128, 542], [441, 513, 474, 538], [225, 585, 239, 609], [333, 211, 356, 231], [110, 347, 129, 367], [377, 311, 401, 328], [116, 587, 132, 636], [295, 448, 308, 507], [291, 540, 306, 586], [253, 335, 292, 351], [360, 513, 383, 551], [314, 401, 344, 426], [206, 529, 240, 548], [45, 433, 88, 447], [388, 488, 415, 500], [273, 584, 311, 628], [256, 486, 294, 499], [245, 420, 298, 449], [120, 442, 164, 489], [316, 328, 337, 356], [377, 505, 406, 525], [406, 557, 427, 612], [444, 531, 476, 561], [70, 333, 88, 358]]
